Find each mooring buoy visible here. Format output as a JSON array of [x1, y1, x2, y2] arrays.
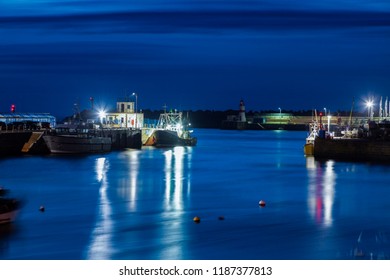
[[193, 216, 200, 223], [259, 200, 266, 207]]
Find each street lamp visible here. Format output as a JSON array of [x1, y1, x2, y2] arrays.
[[366, 100, 373, 119], [132, 92, 138, 128], [324, 107, 327, 116]]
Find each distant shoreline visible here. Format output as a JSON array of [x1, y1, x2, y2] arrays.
[[58, 108, 368, 129]]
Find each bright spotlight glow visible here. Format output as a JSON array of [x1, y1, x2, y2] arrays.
[[366, 100, 373, 108], [98, 110, 106, 119]]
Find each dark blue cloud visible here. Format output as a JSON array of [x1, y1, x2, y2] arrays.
[[0, 7, 390, 117], [2, 10, 390, 34], [2, 0, 390, 16]]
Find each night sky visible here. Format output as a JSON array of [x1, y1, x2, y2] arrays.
[[1, 1, 390, 118]]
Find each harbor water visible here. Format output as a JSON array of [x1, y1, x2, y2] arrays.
[[1, 129, 390, 260]]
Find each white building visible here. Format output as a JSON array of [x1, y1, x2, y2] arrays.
[[103, 100, 144, 128]]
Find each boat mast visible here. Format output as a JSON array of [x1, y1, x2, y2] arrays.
[[349, 97, 354, 127], [73, 101, 82, 123]]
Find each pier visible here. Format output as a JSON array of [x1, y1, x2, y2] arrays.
[[0, 128, 142, 156]]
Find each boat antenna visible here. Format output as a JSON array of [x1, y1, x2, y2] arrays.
[[349, 97, 354, 126], [73, 101, 81, 122], [89, 96, 94, 111]]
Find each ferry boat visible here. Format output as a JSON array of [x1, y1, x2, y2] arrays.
[[143, 110, 197, 147], [43, 123, 112, 154]]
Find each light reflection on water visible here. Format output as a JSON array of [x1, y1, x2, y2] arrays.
[[86, 157, 114, 260], [306, 157, 335, 227], [2, 129, 390, 259], [160, 147, 190, 259], [125, 150, 140, 211]]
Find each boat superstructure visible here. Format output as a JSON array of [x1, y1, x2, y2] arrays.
[[304, 121, 319, 156]]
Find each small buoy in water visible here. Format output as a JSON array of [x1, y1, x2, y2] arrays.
[[39, 205, 45, 212], [259, 200, 266, 207], [193, 216, 200, 223], [218, 216, 225, 220]]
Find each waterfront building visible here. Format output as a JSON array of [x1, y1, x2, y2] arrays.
[[0, 112, 56, 128]]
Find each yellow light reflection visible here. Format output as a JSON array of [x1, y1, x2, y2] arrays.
[[307, 158, 336, 227]]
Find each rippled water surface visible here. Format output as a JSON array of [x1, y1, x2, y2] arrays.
[[1, 129, 390, 260]]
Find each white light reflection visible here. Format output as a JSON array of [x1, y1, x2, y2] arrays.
[[86, 157, 114, 259], [164, 147, 186, 211], [123, 150, 141, 211], [160, 146, 192, 259], [307, 157, 336, 227]]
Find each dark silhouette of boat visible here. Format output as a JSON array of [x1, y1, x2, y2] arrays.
[[308, 120, 390, 162], [143, 110, 197, 147], [43, 123, 111, 154], [0, 188, 21, 225]]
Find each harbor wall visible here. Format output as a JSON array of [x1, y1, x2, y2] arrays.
[[221, 120, 308, 130], [0, 131, 34, 156], [0, 128, 142, 157], [314, 137, 390, 162], [221, 114, 382, 131], [102, 128, 142, 150]]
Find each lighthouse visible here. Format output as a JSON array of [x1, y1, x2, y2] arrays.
[[239, 99, 246, 122]]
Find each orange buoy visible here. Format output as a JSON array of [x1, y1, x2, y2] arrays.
[[193, 216, 201, 223], [259, 200, 266, 207]]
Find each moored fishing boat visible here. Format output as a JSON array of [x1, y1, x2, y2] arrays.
[[143, 109, 197, 147], [304, 121, 319, 156], [43, 123, 112, 154]]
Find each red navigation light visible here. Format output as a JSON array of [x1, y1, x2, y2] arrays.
[[319, 112, 323, 116], [10, 104, 15, 113]]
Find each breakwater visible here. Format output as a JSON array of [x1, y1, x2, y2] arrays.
[[314, 137, 390, 162]]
